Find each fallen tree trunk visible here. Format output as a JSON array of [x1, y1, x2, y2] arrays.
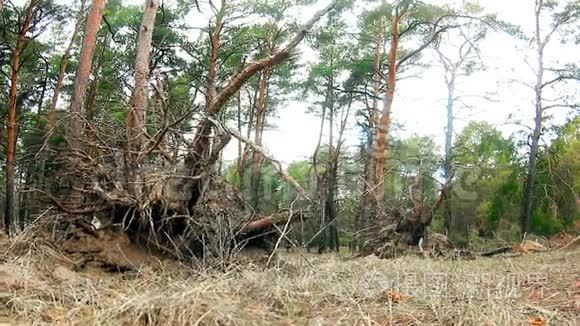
[[241, 210, 303, 235]]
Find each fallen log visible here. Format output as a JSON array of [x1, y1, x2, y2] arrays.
[[240, 210, 303, 235]]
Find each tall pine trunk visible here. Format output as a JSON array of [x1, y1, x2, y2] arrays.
[[520, 0, 546, 234], [443, 76, 455, 232], [46, 0, 86, 139], [374, 12, 401, 206], [127, 0, 159, 156], [4, 0, 37, 235], [125, 0, 159, 194], [68, 0, 106, 151]]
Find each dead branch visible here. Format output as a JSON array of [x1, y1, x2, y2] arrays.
[[138, 106, 196, 161], [267, 208, 294, 266], [207, 1, 337, 114], [559, 235, 580, 251], [207, 116, 311, 202]]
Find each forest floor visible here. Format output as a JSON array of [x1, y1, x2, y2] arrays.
[[0, 230, 579, 325]]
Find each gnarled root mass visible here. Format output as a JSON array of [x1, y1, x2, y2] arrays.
[[359, 205, 472, 260], [45, 162, 294, 265]]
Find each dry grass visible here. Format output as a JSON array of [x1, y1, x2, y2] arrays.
[[1, 234, 578, 325]]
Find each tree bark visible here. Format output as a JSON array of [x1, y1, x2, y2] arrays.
[[521, 0, 545, 234], [184, 2, 225, 180], [126, 0, 159, 195], [47, 0, 86, 136], [443, 76, 455, 232], [68, 0, 106, 151], [374, 11, 402, 206], [4, 0, 37, 236]]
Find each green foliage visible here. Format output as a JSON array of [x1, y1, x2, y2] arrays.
[[386, 135, 440, 199], [529, 117, 580, 235], [447, 121, 522, 240]]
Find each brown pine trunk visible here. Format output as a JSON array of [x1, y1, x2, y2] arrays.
[[68, 0, 106, 151], [125, 0, 159, 195], [186, 3, 225, 177], [127, 0, 159, 157], [250, 68, 271, 211], [85, 33, 110, 159], [374, 12, 401, 207], [4, 0, 37, 236], [47, 0, 86, 135], [370, 14, 384, 175]]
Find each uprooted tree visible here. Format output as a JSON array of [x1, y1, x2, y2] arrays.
[[355, 0, 496, 253], [33, 0, 338, 259]]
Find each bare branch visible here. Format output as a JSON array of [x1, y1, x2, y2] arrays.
[[206, 116, 311, 202], [207, 1, 336, 114]]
